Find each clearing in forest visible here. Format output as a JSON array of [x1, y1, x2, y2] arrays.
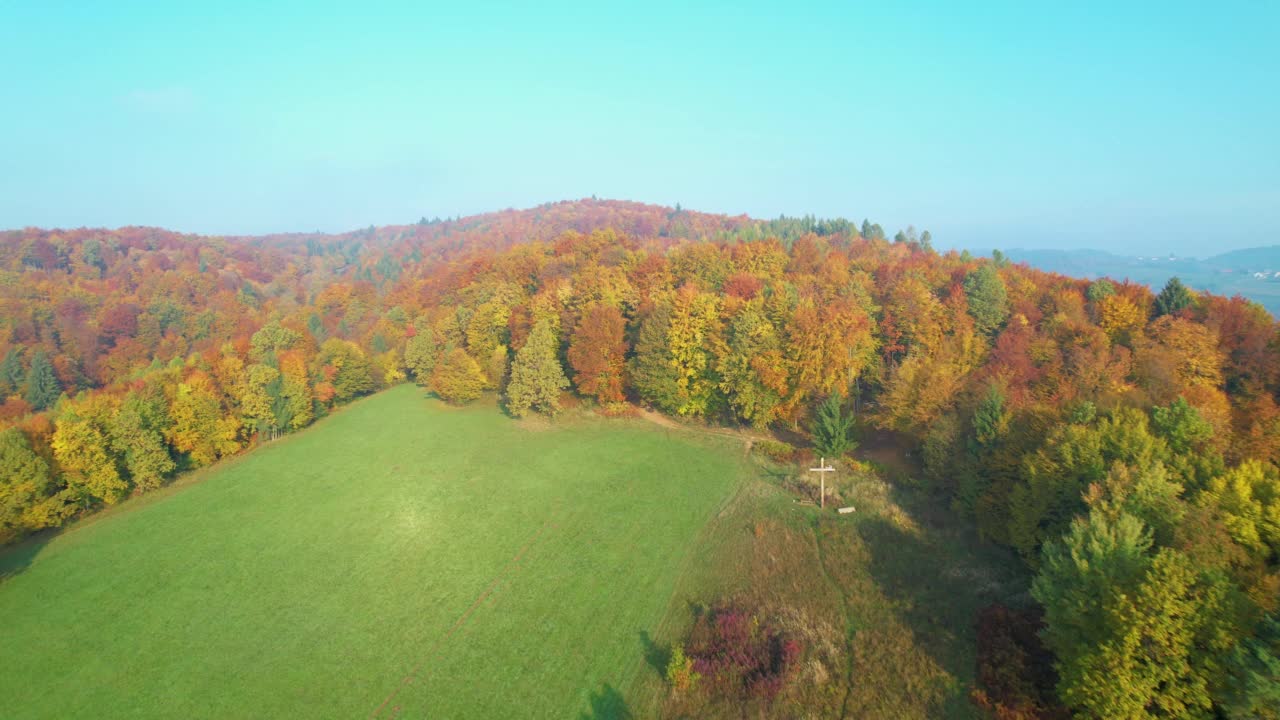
[[0, 385, 746, 719]]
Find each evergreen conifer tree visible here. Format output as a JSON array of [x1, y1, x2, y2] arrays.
[[23, 351, 60, 411]]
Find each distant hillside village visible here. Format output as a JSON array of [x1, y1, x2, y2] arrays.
[[1007, 246, 1280, 316]]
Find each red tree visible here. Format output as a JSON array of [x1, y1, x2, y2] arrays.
[[567, 303, 628, 404]]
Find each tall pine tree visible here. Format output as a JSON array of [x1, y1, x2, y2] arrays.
[[812, 391, 857, 459], [1154, 277, 1194, 318], [0, 348, 24, 397], [963, 264, 1010, 337], [23, 351, 60, 411]]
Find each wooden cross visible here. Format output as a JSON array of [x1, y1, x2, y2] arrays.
[[809, 457, 836, 509]]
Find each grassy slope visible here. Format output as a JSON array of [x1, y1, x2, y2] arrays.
[[0, 385, 747, 720], [632, 442, 1027, 719]]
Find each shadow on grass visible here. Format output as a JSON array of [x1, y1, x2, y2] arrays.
[[639, 630, 670, 675], [578, 684, 632, 720], [0, 532, 52, 585], [852, 498, 1024, 718]]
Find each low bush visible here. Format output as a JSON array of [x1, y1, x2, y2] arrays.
[[665, 643, 700, 693], [753, 439, 795, 463], [598, 401, 639, 418], [684, 604, 803, 701]]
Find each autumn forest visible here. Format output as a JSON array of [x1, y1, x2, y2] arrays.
[[2, 199, 1279, 717]]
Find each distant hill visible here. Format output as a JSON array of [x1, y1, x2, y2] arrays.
[[1004, 245, 1280, 316], [1206, 245, 1280, 270]]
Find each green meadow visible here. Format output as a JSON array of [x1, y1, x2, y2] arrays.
[[0, 385, 747, 719]]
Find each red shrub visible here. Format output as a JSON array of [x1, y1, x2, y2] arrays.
[[685, 605, 803, 701]]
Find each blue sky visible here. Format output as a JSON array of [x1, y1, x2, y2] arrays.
[[1, 1, 1276, 255]]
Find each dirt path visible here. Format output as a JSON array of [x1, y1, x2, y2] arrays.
[[635, 408, 771, 456]]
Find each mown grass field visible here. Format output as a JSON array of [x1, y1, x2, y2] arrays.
[[0, 385, 748, 719]]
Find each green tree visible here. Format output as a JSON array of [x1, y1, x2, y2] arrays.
[[0, 348, 24, 397], [811, 391, 857, 459], [404, 330, 439, 383], [80, 238, 105, 276], [108, 390, 175, 492], [249, 320, 301, 363], [1154, 277, 1194, 318], [241, 364, 281, 435], [629, 304, 682, 414], [957, 384, 1010, 514], [963, 263, 1009, 336], [430, 347, 487, 405], [1220, 615, 1280, 720], [1201, 460, 1280, 562], [317, 339, 375, 401], [1034, 509, 1229, 719], [971, 384, 1009, 450], [506, 319, 568, 417], [1032, 510, 1150, 716], [1151, 397, 1212, 456], [1008, 422, 1106, 562], [23, 351, 60, 411], [1009, 408, 1170, 563], [1087, 279, 1116, 303], [1151, 397, 1221, 488], [306, 313, 327, 340]]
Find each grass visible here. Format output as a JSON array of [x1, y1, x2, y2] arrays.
[[630, 442, 1029, 719], [0, 385, 749, 719], [1, 386, 1027, 719]]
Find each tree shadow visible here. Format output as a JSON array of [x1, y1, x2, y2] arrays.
[[0, 532, 52, 585], [578, 683, 632, 720], [758, 466, 791, 483], [639, 630, 670, 675], [852, 504, 1025, 718]]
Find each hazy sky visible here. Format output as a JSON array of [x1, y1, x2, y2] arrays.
[[2, 1, 1276, 255]]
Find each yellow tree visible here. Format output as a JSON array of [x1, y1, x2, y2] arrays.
[[1135, 316, 1230, 441], [240, 363, 280, 435], [717, 302, 787, 427], [876, 303, 981, 436], [168, 372, 241, 467], [430, 347, 488, 405], [782, 295, 877, 420], [667, 285, 724, 417], [278, 349, 314, 430], [52, 395, 129, 504], [1098, 293, 1143, 342]]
